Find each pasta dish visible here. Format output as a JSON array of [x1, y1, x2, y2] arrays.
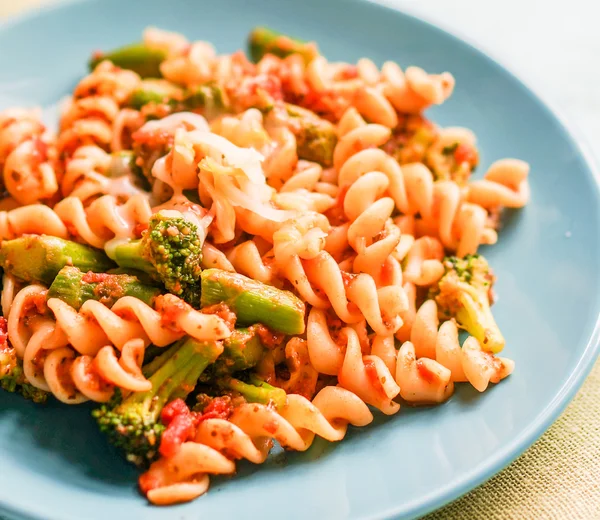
[[0, 27, 530, 505]]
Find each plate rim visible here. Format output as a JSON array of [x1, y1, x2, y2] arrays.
[[0, 1, 599, 519]]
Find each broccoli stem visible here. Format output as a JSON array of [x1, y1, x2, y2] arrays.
[[105, 238, 155, 274], [285, 104, 337, 167], [93, 337, 222, 467], [47, 266, 161, 310], [221, 376, 286, 409], [455, 291, 505, 354], [130, 338, 222, 414], [200, 269, 306, 334], [248, 27, 318, 64], [89, 43, 166, 78], [0, 236, 115, 285], [217, 328, 265, 374]]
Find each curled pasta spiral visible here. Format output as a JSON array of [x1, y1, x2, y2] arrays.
[[399, 163, 498, 257], [47, 294, 231, 351], [226, 238, 277, 285], [467, 158, 531, 209], [61, 145, 146, 204], [381, 62, 455, 114], [0, 204, 69, 240], [392, 299, 514, 397], [7, 282, 231, 404], [44, 338, 151, 404], [141, 386, 373, 505], [273, 214, 406, 335], [53, 193, 152, 248], [0, 192, 154, 247], [58, 61, 140, 166], [142, 442, 235, 506], [0, 108, 59, 204]]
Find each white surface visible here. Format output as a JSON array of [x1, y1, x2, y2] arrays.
[[390, 0, 600, 152]]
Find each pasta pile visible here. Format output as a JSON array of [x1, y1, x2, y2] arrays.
[[0, 26, 530, 505]]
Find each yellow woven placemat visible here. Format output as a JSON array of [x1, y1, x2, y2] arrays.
[[425, 360, 600, 519], [1, 2, 599, 519]]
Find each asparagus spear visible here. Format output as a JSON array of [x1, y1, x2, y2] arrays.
[[0, 236, 115, 285], [89, 43, 167, 78], [285, 104, 337, 167], [200, 269, 305, 334], [47, 266, 162, 310], [128, 80, 184, 110], [221, 376, 287, 408], [248, 27, 319, 64]]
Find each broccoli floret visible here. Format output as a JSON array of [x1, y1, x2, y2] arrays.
[[221, 375, 287, 409], [429, 254, 505, 353], [0, 318, 48, 403], [284, 104, 337, 167], [105, 210, 203, 307], [92, 337, 222, 467]]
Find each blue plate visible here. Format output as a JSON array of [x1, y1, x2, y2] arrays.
[[1, 1, 599, 519]]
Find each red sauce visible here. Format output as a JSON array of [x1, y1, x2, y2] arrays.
[[200, 303, 237, 331], [159, 399, 196, 458], [251, 324, 285, 350], [0, 317, 8, 352], [454, 143, 478, 167], [416, 359, 436, 384], [340, 271, 358, 289], [138, 472, 161, 494], [81, 272, 111, 284], [196, 396, 234, 423], [339, 64, 358, 80], [364, 359, 387, 399], [263, 419, 279, 435], [155, 294, 190, 329]]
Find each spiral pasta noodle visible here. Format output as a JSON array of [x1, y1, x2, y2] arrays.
[[57, 61, 142, 202], [141, 385, 373, 505], [0, 25, 530, 507], [0, 108, 59, 204]]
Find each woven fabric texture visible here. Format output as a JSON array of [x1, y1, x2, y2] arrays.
[[425, 360, 600, 519]]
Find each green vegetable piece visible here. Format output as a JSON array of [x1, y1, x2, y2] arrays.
[[105, 150, 150, 191], [286, 104, 337, 167], [215, 327, 265, 375], [93, 337, 222, 467], [89, 43, 167, 78], [105, 211, 203, 308], [222, 376, 286, 409], [429, 254, 505, 353], [47, 266, 161, 310], [183, 82, 229, 119], [0, 235, 115, 285], [200, 269, 305, 334], [0, 345, 48, 403], [248, 26, 319, 64], [129, 80, 184, 110]]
